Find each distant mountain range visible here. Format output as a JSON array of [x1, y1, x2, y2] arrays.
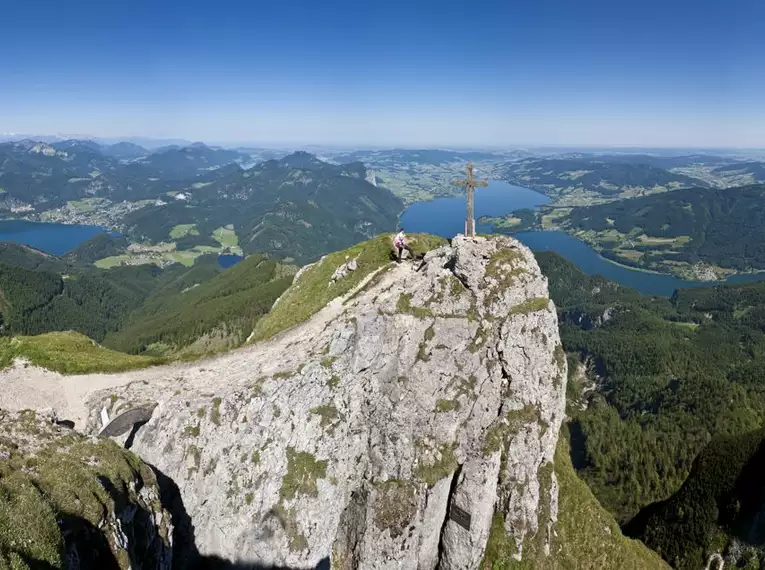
[[0, 140, 252, 208], [571, 153, 730, 169], [0, 141, 403, 264], [713, 161, 765, 181], [330, 147, 509, 166], [121, 151, 403, 263]]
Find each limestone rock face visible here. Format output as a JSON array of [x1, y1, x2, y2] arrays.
[[0, 410, 173, 570], [89, 235, 567, 569]]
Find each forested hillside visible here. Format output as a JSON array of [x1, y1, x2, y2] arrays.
[[502, 157, 706, 199], [537, 252, 765, 531], [0, 244, 292, 355], [566, 183, 765, 272], [121, 152, 403, 263], [0, 243, 66, 272], [64, 233, 130, 265], [103, 254, 295, 355], [624, 428, 765, 570], [0, 259, 169, 341], [713, 161, 765, 181]]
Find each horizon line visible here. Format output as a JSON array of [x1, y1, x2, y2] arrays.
[[1, 134, 763, 152]]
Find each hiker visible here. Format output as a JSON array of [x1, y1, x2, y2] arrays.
[[393, 228, 414, 262]]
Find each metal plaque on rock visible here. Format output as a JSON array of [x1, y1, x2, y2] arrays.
[[449, 504, 472, 531]]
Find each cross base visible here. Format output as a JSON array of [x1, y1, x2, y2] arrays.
[[465, 218, 476, 238]]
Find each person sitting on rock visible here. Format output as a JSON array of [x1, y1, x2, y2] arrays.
[[394, 228, 414, 262]]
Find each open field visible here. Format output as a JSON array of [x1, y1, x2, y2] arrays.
[[212, 225, 238, 247], [169, 223, 200, 238]]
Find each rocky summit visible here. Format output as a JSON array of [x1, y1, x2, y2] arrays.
[[85, 235, 567, 568]]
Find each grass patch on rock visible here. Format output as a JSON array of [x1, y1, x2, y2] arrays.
[[415, 442, 458, 487], [396, 293, 433, 318], [309, 404, 340, 429], [373, 480, 417, 538], [251, 234, 445, 342], [509, 297, 550, 316], [436, 399, 460, 413], [0, 412, 171, 569], [279, 447, 328, 501]]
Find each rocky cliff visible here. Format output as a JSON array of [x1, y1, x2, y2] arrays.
[[0, 410, 172, 569], [87, 235, 567, 568]]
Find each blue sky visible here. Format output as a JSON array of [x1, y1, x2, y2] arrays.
[[1, 0, 763, 147]]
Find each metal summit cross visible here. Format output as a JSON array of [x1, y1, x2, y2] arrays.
[[452, 161, 488, 238]]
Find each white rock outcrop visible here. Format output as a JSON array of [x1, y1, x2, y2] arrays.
[[88, 235, 567, 568]]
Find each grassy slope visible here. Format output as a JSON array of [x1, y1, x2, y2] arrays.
[[104, 254, 296, 356], [482, 435, 669, 570], [0, 332, 159, 374], [1, 234, 442, 372], [250, 233, 446, 342]]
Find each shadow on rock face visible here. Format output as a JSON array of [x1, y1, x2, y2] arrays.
[[150, 464, 330, 570], [5, 516, 124, 570]]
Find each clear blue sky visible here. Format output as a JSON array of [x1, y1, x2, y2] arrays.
[[1, 0, 763, 147]]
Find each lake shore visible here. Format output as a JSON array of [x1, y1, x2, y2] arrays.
[[399, 182, 765, 296]]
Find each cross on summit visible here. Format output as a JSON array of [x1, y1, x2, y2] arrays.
[[452, 161, 488, 238]]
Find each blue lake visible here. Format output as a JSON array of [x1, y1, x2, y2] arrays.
[[0, 219, 244, 269], [0, 219, 108, 256], [400, 181, 551, 237], [218, 254, 244, 268], [400, 181, 765, 297]]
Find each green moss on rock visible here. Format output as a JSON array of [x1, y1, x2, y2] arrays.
[[484, 248, 528, 291], [553, 344, 566, 371], [310, 404, 341, 429], [397, 293, 433, 319], [510, 297, 550, 316], [417, 341, 431, 362], [273, 505, 309, 553], [415, 442, 459, 487], [436, 399, 460, 413], [482, 406, 542, 456], [280, 447, 328, 501], [210, 397, 222, 426]]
